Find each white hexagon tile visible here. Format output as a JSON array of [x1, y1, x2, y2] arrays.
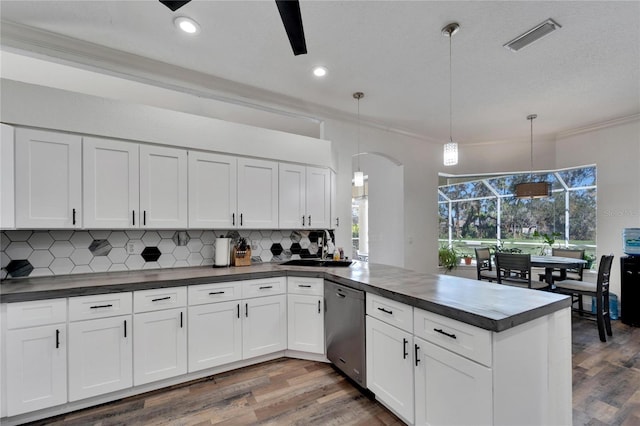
[[1, 228, 332, 279]]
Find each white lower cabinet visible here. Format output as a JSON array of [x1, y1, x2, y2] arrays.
[[414, 337, 492, 426], [242, 294, 287, 359], [4, 299, 67, 416], [287, 293, 323, 354], [68, 315, 132, 401], [188, 300, 242, 372], [133, 287, 187, 386], [287, 277, 324, 354], [366, 316, 414, 424]]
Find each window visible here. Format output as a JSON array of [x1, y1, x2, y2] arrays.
[[438, 165, 596, 261], [352, 178, 368, 261]]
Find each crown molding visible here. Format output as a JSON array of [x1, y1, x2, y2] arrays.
[[556, 113, 640, 139], [1, 20, 434, 143]]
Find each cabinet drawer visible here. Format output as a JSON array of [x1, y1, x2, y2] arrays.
[[414, 308, 492, 367], [69, 292, 132, 321], [366, 293, 413, 333], [241, 277, 286, 299], [7, 298, 67, 329], [188, 281, 242, 305], [287, 277, 323, 296], [134, 287, 187, 313]]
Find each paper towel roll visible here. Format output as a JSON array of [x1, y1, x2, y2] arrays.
[[214, 238, 231, 266]]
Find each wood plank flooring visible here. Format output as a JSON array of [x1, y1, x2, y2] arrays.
[[25, 315, 640, 426]]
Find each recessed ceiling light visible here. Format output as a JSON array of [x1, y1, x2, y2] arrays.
[[313, 66, 328, 77], [504, 18, 561, 52], [174, 16, 200, 35]]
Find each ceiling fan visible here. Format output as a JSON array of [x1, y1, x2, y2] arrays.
[[159, 0, 307, 55]]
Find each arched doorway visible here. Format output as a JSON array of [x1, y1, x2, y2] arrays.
[[352, 152, 404, 267]]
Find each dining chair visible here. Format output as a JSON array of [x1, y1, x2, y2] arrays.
[[553, 254, 614, 342], [537, 248, 585, 283], [474, 248, 497, 282], [496, 252, 548, 289]]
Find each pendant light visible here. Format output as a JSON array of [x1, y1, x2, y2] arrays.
[[442, 22, 460, 166], [353, 91, 364, 187], [515, 114, 551, 198]]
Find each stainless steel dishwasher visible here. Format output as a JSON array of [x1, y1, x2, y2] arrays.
[[324, 280, 366, 388]]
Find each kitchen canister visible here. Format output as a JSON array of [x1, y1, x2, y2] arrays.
[[623, 228, 640, 256]]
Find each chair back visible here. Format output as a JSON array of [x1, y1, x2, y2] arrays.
[[552, 248, 586, 280], [495, 252, 532, 286], [474, 248, 492, 279], [596, 254, 614, 297]]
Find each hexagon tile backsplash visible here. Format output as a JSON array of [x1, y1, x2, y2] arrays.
[[0, 229, 331, 279]]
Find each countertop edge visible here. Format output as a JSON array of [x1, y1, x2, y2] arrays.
[[0, 266, 570, 332]]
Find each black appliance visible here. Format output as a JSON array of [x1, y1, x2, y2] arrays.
[[621, 256, 640, 327]]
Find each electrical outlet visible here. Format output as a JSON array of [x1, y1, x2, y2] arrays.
[[127, 242, 135, 254], [251, 241, 258, 250]]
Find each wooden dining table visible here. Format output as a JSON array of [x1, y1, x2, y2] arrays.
[[531, 255, 588, 286]]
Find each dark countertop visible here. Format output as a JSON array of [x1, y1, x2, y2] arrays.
[[0, 262, 570, 332]]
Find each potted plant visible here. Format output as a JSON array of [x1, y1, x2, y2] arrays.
[[533, 231, 562, 255], [583, 253, 596, 270], [438, 245, 459, 273], [462, 253, 473, 265]]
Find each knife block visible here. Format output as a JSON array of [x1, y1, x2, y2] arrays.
[[232, 247, 252, 266]]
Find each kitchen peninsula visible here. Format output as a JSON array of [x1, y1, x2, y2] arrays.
[[1, 262, 572, 425]]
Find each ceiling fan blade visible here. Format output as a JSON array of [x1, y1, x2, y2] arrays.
[[159, 0, 192, 12], [275, 0, 307, 55]]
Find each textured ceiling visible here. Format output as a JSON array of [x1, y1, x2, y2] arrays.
[[1, 0, 639, 143]]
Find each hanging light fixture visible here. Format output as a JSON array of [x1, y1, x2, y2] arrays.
[[353, 91, 365, 187], [515, 114, 551, 198], [442, 22, 460, 166]]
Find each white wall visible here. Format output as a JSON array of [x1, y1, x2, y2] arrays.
[[0, 79, 332, 167], [323, 119, 438, 273], [555, 119, 640, 298], [357, 153, 405, 268]]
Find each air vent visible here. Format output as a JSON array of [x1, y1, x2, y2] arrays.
[[504, 19, 561, 52]]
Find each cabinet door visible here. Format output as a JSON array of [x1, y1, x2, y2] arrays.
[[237, 158, 278, 229], [366, 316, 414, 424], [188, 151, 237, 228], [279, 163, 306, 229], [330, 170, 338, 229], [83, 137, 139, 228], [68, 315, 132, 401], [188, 301, 242, 372], [414, 337, 492, 426], [133, 308, 187, 385], [305, 167, 331, 229], [1, 124, 15, 229], [15, 128, 82, 228], [5, 325, 67, 416], [287, 294, 324, 354], [242, 294, 287, 359], [139, 145, 188, 229]]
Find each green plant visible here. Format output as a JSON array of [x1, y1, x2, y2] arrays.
[[533, 231, 562, 255], [489, 240, 522, 254], [583, 253, 596, 269], [438, 245, 459, 272]]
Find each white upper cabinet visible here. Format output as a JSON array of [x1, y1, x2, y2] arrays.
[[83, 137, 139, 228], [305, 166, 330, 229], [188, 151, 237, 228], [330, 170, 339, 229], [279, 163, 306, 229], [15, 128, 82, 228], [1, 124, 15, 229], [237, 158, 278, 229], [279, 165, 330, 229], [139, 145, 188, 229]]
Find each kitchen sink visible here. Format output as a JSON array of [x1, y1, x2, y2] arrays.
[[280, 259, 353, 267]]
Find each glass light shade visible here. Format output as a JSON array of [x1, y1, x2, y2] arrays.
[[443, 142, 458, 166], [353, 171, 364, 187]]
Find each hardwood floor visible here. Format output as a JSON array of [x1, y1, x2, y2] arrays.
[[25, 315, 640, 426]]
